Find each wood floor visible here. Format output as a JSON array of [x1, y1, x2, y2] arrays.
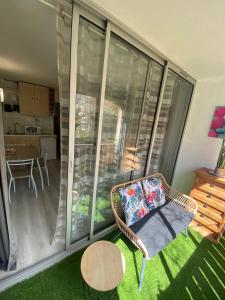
[[0, 160, 64, 280]]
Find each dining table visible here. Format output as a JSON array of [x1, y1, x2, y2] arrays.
[[5, 144, 44, 190]]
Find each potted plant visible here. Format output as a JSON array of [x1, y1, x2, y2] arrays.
[[214, 138, 225, 177]]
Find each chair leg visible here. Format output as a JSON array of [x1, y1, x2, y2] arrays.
[[139, 256, 147, 291], [36, 158, 44, 190], [8, 179, 12, 203], [13, 179, 16, 192], [45, 166, 50, 186], [28, 177, 31, 189], [185, 227, 188, 238], [31, 176, 37, 198], [30, 176, 34, 189]]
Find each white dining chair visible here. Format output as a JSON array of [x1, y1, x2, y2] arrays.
[[6, 159, 37, 203], [38, 150, 50, 187]]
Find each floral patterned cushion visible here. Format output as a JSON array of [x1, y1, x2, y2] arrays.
[[119, 182, 149, 226], [142, 177, 166, 211]]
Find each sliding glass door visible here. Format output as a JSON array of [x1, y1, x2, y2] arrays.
[[68, 3, 195, 246], [133, 61, 163, 179], [94, 34, 149, 232], [149, 70, 194, 183], [70, 21, 164, 240], [70, 18, 105, 243]]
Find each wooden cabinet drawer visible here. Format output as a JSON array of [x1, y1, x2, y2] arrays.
[[194, 199, 223, 223], [190, 168, 225, 243], [190, 189, 225, 212], [190, 220, 219, 243], [194, 211, 220, 233], [196, 178, 225, 201]]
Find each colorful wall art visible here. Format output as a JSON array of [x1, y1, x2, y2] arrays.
[[208, 106, 225, 138]]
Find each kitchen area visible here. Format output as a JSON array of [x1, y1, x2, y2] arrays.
[[3, 79, 58, 161], [0, 0, 67, 279], [0, 77, 62, 273]]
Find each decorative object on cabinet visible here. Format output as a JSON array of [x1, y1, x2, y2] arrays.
[[208, 106, 225, 138], [190, 168, 225, 243], [213, 138, 225, 177], [19, 82, 49, 117]]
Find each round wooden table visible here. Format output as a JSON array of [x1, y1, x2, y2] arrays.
[[81, 240, 125, 291]]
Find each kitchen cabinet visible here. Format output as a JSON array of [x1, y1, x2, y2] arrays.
[[19, 82, 49, 117], [19, 82, 35, 116], [35, 85, 49, 117]]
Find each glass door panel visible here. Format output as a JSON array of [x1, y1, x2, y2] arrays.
[[70, 12, 194, 243], [94, 34, 149, 232], [71, 18, 105, 243], [149, 70, 193, 183], [133, 61, 163, 179]]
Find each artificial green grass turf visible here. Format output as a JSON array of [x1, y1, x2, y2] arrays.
[[1, 229, 224, 300]]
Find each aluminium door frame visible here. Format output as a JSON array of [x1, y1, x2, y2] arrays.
[[66, 3, 80, 249], [68, 1, 197, 248], [0, 0, 198, 286], [0, 101, 14, 271], [67, 3, 113, 247], [89, 20, 111, 240], [144, 62, 169, 176], [0, 4, 197, 289], [130, 60, 152, 180]]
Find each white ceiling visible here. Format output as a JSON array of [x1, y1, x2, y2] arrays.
[[0, 0, 58, 88], [92, 0, 225, 80], [0, 0, 225, 87]]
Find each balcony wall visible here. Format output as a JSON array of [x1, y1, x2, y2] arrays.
[[172, 77, 225, 193]]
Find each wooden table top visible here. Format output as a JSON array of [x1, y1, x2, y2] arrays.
[[5, 144, 39, 160], [195, 167, 225, 185], [81, 240, 125, 291]]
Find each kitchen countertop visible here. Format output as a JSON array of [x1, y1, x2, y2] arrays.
[[5, 134, 57, 137]]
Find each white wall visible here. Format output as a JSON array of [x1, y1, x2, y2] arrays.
[[93, 0, 225, 80], [172, 77, 225, 194]]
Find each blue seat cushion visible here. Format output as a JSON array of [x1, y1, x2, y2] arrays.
[[129, 201, 194, 258]]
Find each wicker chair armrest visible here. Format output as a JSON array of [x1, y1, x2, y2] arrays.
[[160, 175, 198, 215]]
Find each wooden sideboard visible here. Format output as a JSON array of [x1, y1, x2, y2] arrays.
[[190, 168, 225, 243]]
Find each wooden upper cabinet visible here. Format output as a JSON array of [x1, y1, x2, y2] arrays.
[[35, 85, 49, 117], [19, 82, 49, 117], [19, 82, 36, 116]]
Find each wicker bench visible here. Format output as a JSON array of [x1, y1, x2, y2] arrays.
[[111, 173, 197, 290]]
